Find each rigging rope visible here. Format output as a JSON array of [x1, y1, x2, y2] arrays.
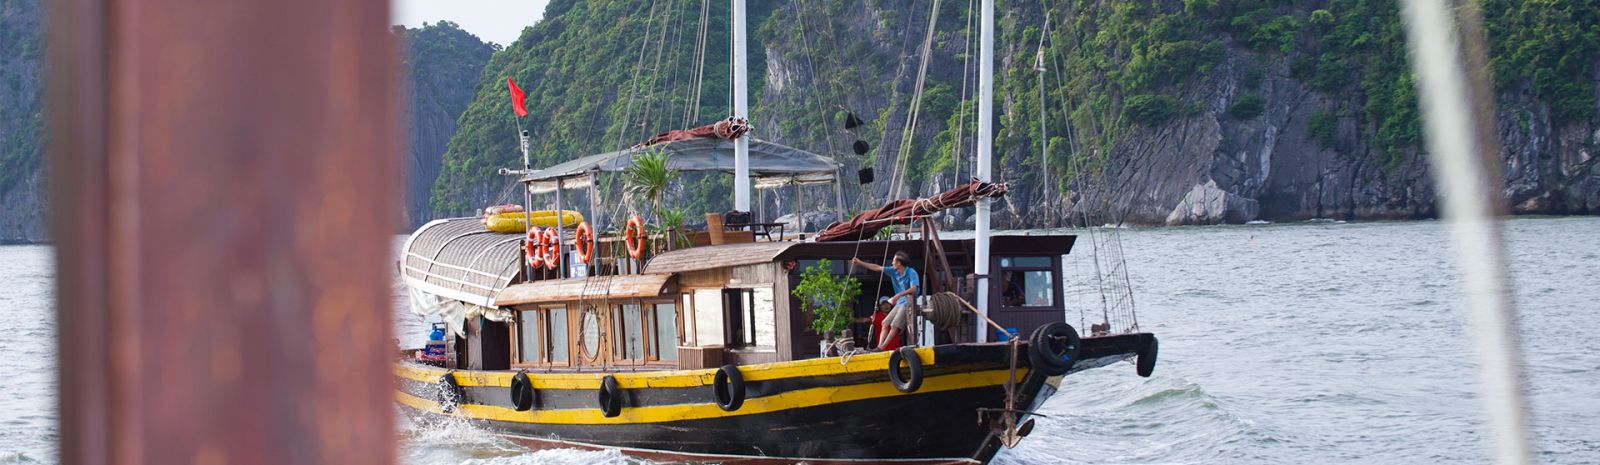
[[683, 0, 711, 126], [616, 0, 663, 150], [637, 0, 678, 141], [887, 0, 943, 200], [949, 0, 978, 187]]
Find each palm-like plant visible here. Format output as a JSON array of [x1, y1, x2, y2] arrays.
[[622, 148, 677, 221]]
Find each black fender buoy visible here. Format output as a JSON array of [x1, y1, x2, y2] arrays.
[[713, 364, 746, 411], [510, 371, 536, 411], [1028, 322, 1082, 376], [437, 373, 464, 413], [1137, 335, 1159, 377], [597, 375, 623, 417], [889, 347, 924, 393]]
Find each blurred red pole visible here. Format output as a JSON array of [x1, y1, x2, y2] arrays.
[[50, 0, 401, 464]]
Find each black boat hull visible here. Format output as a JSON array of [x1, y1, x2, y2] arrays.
[[396, 334, 1153, 464]]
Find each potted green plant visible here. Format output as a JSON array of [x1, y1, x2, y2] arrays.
[[791, 259, 862, 357]]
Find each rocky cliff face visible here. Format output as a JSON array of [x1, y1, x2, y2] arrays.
[[0, 0, 44, 243], [397, 22, 496, 228], [752, 0, 1599, 227]]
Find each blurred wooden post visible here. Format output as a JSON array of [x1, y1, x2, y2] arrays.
[[50, 0, 400, 464]]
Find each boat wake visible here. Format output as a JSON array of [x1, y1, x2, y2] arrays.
[[398, 409, 657, 465], [0, 452, 40, 464], [993, 368, 1280, 465]]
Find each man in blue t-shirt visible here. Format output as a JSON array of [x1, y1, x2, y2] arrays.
[[851, 251, 920, 351]]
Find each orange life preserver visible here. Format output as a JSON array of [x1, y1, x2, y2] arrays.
[[623, 215, 646, 260], [574, 221, 595, 264], [525, 227, 544, 269], [541, 227, 560, 270]]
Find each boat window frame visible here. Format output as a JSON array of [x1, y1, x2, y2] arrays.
[[511, 304, 572, 368], [609, 302, 650, 364], [722, 288, 756, 348], [643, 299, 683, 362], [995, 255, 1062, 310]]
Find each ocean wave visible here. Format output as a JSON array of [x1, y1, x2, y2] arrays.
[[459, 449, 652, 465]]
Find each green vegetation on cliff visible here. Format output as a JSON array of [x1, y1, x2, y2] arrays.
[[428, 0, 1600, 222], [430, 1, 778, 217], [397, 21, 496, 226]]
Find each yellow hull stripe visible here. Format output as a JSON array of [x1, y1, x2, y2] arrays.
[[395, 346, 938, 390], [396, 367, 1026, 425]]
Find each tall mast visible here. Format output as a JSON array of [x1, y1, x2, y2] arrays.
[[731, 0, 751, 211], [974, 0, 994, 341]]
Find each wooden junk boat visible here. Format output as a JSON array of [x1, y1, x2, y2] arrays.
[[395, 128, 1160, 464]]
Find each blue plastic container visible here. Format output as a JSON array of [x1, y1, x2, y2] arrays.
[[424, 322, 448, 357]]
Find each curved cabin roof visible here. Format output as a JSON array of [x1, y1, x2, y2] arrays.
[[401, 218, 524, 306]]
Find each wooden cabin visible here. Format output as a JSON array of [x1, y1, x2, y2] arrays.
[[401, 217, 1077, 372]]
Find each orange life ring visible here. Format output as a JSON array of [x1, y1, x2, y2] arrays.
[[541, 227, 560, 270], [623, 215, 646, 260], [574, 221, 595, 263], [525, 227, 544, 269]]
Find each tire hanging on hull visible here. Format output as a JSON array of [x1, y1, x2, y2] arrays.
[[713, 365, 746, 411], [598, 375, 623, 417], [889, 347, 924, 393], [1028, 322, 1081, 376], [510, 371, 537, 411]]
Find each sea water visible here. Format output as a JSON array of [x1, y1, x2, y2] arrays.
[[3, 217, 1597, 464]]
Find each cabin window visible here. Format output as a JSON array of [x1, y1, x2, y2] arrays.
[[547, 306, 569, 363], [579, 305, 601, 360], [515, 305, 569, 365], [723, 287, 776, 348], [516, 310, 541, 363], [681, 293, 697, 346], [614, 304, 646, 361], [751, 288, 775, 347], [692, 289, 724, 346], [652, 302, 679, 361], [999, 257, 1056, 308]]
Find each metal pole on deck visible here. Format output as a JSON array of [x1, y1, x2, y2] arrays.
[[521, 130, 536, 280], [51, 0, 398, 463], [590, 172, 600, 276], [974, 0, 995, 342], [555, 177, 566, 278], [731, 0, 751, 212]]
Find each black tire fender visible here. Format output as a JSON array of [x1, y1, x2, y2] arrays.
[[1137, 335, 1159, 378], [437, 373, 464, 413], [510, 371, 536, 411], [889, 347, 924, 393], [1028, 322, 1081, 376], [597, 375, 622, 417], [713, 364, 746, 411]]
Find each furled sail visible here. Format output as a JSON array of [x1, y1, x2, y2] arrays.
[[815, 179, 1008, 242]]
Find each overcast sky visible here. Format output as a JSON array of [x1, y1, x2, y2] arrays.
[[391, 0, 552, 46]]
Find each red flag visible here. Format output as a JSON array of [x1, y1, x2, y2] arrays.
[[506, 77, 529, 117]]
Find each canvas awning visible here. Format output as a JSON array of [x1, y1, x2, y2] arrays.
[[520, 137, 839, 193]]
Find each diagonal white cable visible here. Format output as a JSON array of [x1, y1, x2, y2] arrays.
[[1398, 1, 1532, 463]]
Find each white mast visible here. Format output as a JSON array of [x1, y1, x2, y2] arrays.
[[974, 0, 994, 341], [731, 0, 751, 211]]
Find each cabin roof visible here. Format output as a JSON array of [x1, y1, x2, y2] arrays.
[[493, 273, 673, 306], [644, 241, 801, 274], [400, 218, 523, 306]]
